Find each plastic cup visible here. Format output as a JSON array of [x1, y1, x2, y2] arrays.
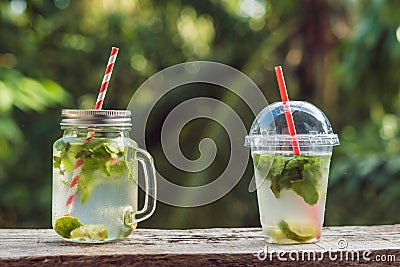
[[244, 101, 339, 244]]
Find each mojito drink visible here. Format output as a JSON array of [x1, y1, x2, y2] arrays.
[[52, 137, 137, 243], [253, 151, 331, 244]]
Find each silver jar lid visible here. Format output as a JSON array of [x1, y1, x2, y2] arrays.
[[60, 109, 132, 128]]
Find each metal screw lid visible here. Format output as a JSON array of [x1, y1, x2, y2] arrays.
[[60, 109, 132, 128]]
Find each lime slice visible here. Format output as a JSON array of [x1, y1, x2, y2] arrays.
[[278, 220, 317, 242], [268, 228, 287, 243], [54, 216, 83, 238], [70, 224, 108, 241]]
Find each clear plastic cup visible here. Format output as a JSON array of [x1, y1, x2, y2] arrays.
[[244, 101, 339, 244]]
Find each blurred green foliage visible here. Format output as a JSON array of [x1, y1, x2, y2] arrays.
[[0, 0, 399, 228]]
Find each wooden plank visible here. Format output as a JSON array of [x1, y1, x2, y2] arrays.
[[0, 226, 400, 266]]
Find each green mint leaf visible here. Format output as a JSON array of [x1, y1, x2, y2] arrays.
[[53, 156, 61, 169], [281, 157, 307, 182], [77, 162, 96, 204], [56, 138, 131, 204], [269, 156, 285, 177], [292, 177, 319, 205], [271, 156, 304, 196], [255, 154, 322, 205], [61, 143, 81, 172], [54, 140, 67, 151], [106, 159, 127, 177], [294, 156, 322, 205], [103, 141, 122, 155]]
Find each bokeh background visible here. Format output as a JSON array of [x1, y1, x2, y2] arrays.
[[1, 0, 400, 228]]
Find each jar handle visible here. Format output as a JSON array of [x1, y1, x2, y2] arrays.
[[125, 147, 157, 225]]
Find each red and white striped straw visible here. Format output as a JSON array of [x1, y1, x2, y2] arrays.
[[65, 47, 119, 215], [95, 47, 119, 110], [65, 158, 84, 216]]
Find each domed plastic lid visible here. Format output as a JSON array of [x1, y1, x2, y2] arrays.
[[244, 101, 339, 148]]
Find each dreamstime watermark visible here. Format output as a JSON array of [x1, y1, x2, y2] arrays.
[[256, 238, 397, 263], [127, 61, 271, 207]]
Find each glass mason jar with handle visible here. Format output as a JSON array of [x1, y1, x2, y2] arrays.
[[52, 109, 156, 243]]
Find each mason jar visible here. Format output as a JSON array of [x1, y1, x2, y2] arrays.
[[52, 109, 156, 243]]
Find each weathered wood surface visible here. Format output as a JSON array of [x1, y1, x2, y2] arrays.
[[1, 225, 400, 266]]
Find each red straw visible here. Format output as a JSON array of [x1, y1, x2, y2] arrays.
[[274, 66, 301, 156], [275, 67, 322, 234], [95, 47, 119, 110], [65, 47, 119, 215]]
